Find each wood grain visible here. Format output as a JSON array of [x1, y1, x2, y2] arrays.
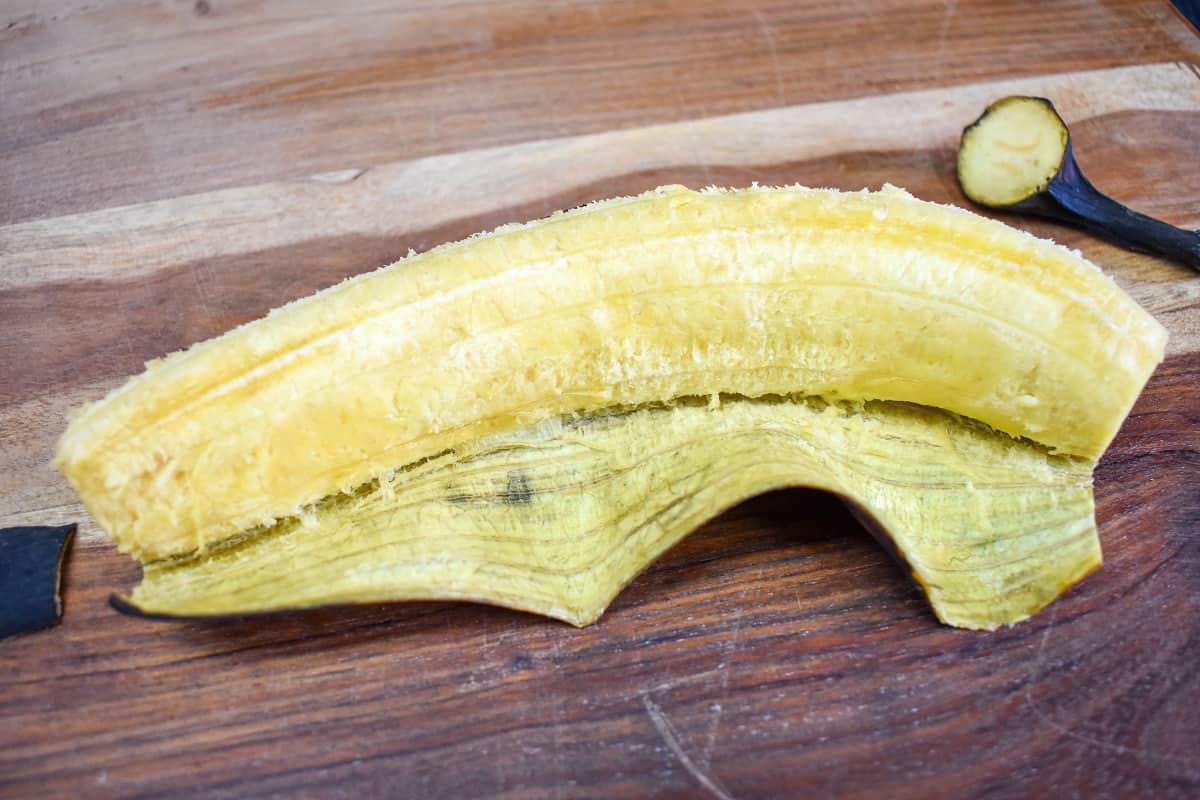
[[2, 0, 1198, 224], [2, 2, 1199, 798], [3, 62, 1196, 544]]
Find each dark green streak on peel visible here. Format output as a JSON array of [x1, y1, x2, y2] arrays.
[[0, 525, 76, 640]]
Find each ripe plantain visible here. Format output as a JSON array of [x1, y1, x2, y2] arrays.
[[56, 184, 1167, 628]]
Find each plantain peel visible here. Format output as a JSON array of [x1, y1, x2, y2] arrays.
[[55, 184, 1166, 629], [124, 398, 1099, 630]]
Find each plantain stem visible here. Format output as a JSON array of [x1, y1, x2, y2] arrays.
[[1041, 145, 1200, 269]]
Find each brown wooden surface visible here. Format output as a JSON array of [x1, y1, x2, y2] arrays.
[[2, 2, 1199, 798]]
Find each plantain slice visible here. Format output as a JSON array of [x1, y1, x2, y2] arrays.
[[121, 396, 1097, 631], [957, 96, 1200, 270], [0, 525, 76, 639], [958, 96, 1069, 208], [56, 184, 1165, 570]]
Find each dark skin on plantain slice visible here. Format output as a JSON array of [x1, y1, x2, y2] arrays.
[[0, 525, 75, 640], [957, 95, 1200, 270]]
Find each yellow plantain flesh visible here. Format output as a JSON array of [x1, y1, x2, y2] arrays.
[[55, 184, 1166, 628]]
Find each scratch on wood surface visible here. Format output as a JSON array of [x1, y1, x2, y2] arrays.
[[703, 596, 746, 768], [188, 261, 215, 315], [619, 668, 727, 703], [308, 167, 368, 184], [549, 636, 567, 800], [748, 4, 786, 107], [676, 94, 715, 185], [1023, 604, 1198, 769], [701, 693, 726, 771], [642, 695, 736, 800], [935, 0, 959, 71]]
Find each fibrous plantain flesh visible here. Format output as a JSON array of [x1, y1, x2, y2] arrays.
[[55, 184, 1167, 629]]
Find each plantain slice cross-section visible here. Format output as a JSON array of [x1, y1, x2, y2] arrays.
[[56, 184, 1167, 629]]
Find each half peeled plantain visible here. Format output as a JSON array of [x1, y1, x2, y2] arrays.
[[55, 184, 1167, 628]]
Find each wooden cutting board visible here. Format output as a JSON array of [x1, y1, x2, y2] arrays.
[[1, 3, 1198, 797]]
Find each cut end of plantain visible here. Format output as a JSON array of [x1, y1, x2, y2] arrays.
[[958, 96, 1070, 208], [60, 183, 1163, 629]]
